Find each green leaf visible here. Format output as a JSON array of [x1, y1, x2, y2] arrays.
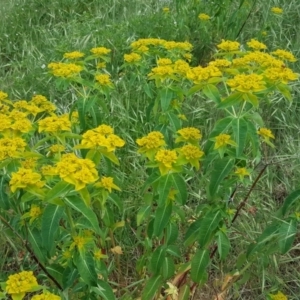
[[160, 87, 174, 112], [247, 223, 279, 257], [149, 246, 166, 274], [166, 223, 179, 245], [0, 175, 10, 210], [184, 218, 202, 246], [142, 172, 160, 193], [62, 268, 79, 289], [170, 173, 187, 205], [216, 231, 231, 260], [198, 211, 222, 247], [166, 245, 181, 258], [162, 257, 175, 280], [208, 116, 233, 139], [277, 83, 292, 102], [187, 84, 203, 96], [45, 181, 73, 202], [153, 203, 172, 237], [243, 93, 258, 107], [247, 121, 260, 158], [27, 228, 46, 263], [282, 189, 300, 216], [64, 196, 101, 234], [157, 174, 173, 206], [74, 251, 97, 285], [202, 84, 221, 104], [191, 249, 210, 283], [209, 158, 235, 199], [91, 280, 116, 300], [137, 205, 152, 226], [218, 92, 243, 109], [279, 220, 297, 254], [178, 284, 190, 300], [167, 112, 181, 131], [141, 275, 163, 300], [42, 205, 64, 254], [232, 117, 248, 156], [46, 264, 64, 286]]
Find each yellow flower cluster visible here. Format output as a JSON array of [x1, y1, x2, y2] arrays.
[[271, 7, 283, 14], [272, 49, 297, 62], [124, 52, 142, 63], [55, 153, 98, 191], [90, 46, 111, 56], [269, 291, 287, 300], [227, 73, 266, 93], [137, 127, 204, 173], [49, 144, 65, 153], [198, 13, 210, 21], [264, 67, 298, 84], [21, 158, 38, 169], [162, 7, 169, 13], [213, 134, 236, 149], [0, 137, 26, 161], [63, 51, 85, 59], [95, 74, 113, 87], [29, 205, 42, 218], [235, 167, 250, 180], [247, 39, 267, 50], [95, 176, 121, 193], [5, 271, 38, 297], [217, 39, 240, 52], [257, 127, 275, 140], [30, 95, 57, 113], [186, 65, 222, 84], [48, 62, 83, 78], [0, 90, 8, 101], [80, 124, 125, 152], [38, 115, 71, 133], [10, 168, 45, 193], [136, 131, 166, 159], [176, 127, 202, 144], [31, 291, 61, 300]]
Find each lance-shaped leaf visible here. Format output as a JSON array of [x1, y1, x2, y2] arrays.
[[149, 246, 166, 274], [216, 231, 231, 260], [279, 220, 297, 254], [170, 173, 187, 205], [91, 280, 116, 300], [153, 203, 172, 237], [74, 251, 97, 285], [191, 249, 210, 283], [232, 117, 248, 157], [282, 189, 300, 216], [157, 174, 173, 206], [141, 275, 163, 300], [42, 204, 64, 254]]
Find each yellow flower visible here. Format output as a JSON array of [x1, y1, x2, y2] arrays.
[[271, 49, 297, 62], [213, 134, 236, 149], [235, 167, 250, 180], [95, 176, 121, 193], [30, 95, 56, 113], [269, 291, 287, 300], [246, 39, 267, 50], [226, 73, 266, 93], [11, 118, 32, 133], [157, 58, 172, 66], [136, 131, 166, 160], [155, 149, 178, 175], [95, 74, 113, 87], [271, 7, 283, 14], [0, 90, 9, 101], [49, 144, 65, 153], [10, 168, 45, 193], [209, 59, 232, 68], [48, 62, 83, 78], [148, 65, 175, 82], [186, 65, 222, 84], [175, 127, 202, 144], [6, 271, 38, 298], [70, 235, 92, 251], [40, 165, 57, 176], [96, 62, 106, 69], [63, 51, 85, 59], [94, 249, 108, 260], [217, 39, 240, 52], [90, 47, 111, 56], [55, 153, 98, 191], [29, 205, 42, 218], [38, 115, 71, 133], [257, 127, 275, 140], [264, 67, 298, 84], [179, 144, 204, 170], [31, 291, 61, 300], [0, 137, 26, 161], [162, 7, 170, 13], [198, 13, 210, 21], [124, 52, 142, 63], [21, 158, 38, 169], [163, 41, 193, 51]]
